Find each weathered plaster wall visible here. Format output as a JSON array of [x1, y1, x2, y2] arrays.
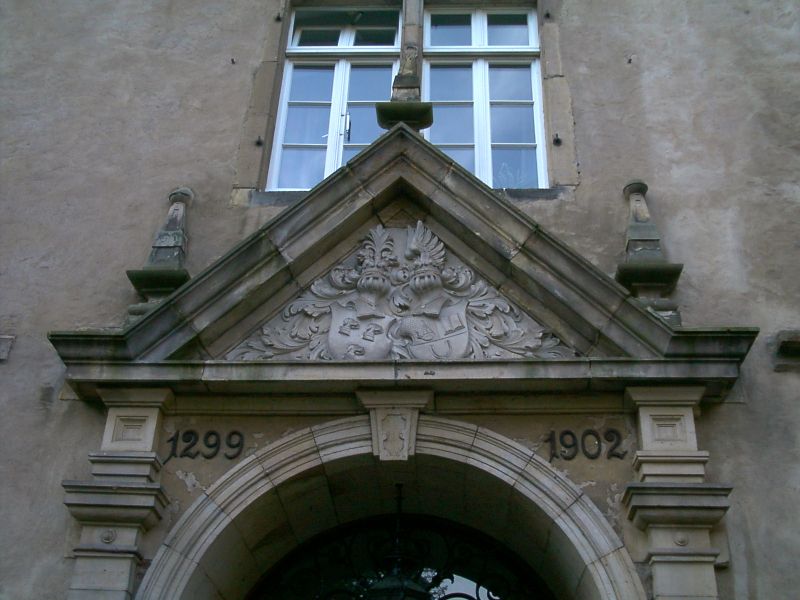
[[0, 1, 283, 597], [1, 1, 798, 598]]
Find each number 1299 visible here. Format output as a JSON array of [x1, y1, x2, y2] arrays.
[[163, 430, 245, 463]]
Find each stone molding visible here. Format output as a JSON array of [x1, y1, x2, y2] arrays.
[[63, 480, 168, 531], [59, 359, 749, 404], [623, 482, 732, 530], [48, 126, 758, 370], [136, 415, 646, 600]]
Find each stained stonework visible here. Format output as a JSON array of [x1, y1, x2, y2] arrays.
[[228, 222, 575, 361]]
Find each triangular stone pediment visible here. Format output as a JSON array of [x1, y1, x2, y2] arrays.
[[226, 220, 576, 362], [49, 124, 757, 400]]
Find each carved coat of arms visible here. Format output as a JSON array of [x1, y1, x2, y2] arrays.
[[227, 222, 574, 361]]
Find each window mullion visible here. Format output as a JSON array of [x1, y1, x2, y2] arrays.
[[340, 26, 356, 47], [266, 62, 295, 190], [421, 61, 431, 141], [474, 59, 492, 185], [531, 60, 548, 187], [529, 9, 540, 50], [326, 59, 350, 177], [473, 11, 486, 47]]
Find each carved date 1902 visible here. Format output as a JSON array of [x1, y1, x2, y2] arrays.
[[163, 430, 244, 463], [544, 428, 628, 461]]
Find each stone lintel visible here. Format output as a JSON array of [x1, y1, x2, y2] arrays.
[[63, 480, 168, 530], [357, 389, 432, 461], [623, 482, 731, 530]]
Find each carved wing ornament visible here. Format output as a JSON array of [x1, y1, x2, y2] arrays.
[[226, 222, 576, 361]]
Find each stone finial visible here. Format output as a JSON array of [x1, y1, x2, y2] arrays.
[[375, 0, 432, 131], [615, 180, 683, 326], [125, 188, 192, 320]]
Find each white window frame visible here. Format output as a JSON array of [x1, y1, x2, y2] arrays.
[[423, 8, 548, 188], [267, 9, 401, 191]]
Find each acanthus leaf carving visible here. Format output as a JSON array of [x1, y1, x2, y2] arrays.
[[227, 222, 577, 361]]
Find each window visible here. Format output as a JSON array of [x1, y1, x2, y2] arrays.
[[267, 9, 400, 190], [268, 8, 547, 191], [423, 9, 547, 188]]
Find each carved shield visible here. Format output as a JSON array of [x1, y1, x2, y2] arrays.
[[395, 299, 470, 360], [328, 301, 395, 360]]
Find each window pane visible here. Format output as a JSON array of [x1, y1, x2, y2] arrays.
[[354, 28, 396, 46], [429, 66, 473, 101], [284, 106, 331, 144], [294, 9, 398, 29], [430, 14, 471, 46], [349, 66, 392, 101], [342, 145, 366, 163], [487, 14, 529, 46], [278, 148, 327, 188], [347, 105, 383, 144], [297, 29, 341, 46], [439, 147, 475, 173], [489, 66, 532, 100], [354, 10, 399, 28], [290, 66, 334, 101], [490, 106, 535, 143], [492, 148, 538, 188], [430, 106, 473, 143]]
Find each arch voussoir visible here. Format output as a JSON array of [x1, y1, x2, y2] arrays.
[[137, 415, 645, 600]]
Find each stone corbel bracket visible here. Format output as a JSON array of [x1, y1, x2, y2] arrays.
[[774, 330, 800, 372], [623, 482, 731, 532], [63, 479, 169, 533], [357, 389, 433, 461]]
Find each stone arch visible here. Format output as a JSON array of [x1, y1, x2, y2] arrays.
[[137, 415, 645, 599]]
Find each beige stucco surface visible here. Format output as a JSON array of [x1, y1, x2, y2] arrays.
[[1, 1, 798, 598]]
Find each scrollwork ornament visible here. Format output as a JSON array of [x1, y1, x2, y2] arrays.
[[227, 222, 576, 361]]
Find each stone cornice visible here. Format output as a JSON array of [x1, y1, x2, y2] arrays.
[[48, 125, 758, 392], [60, 357, 744, 405]]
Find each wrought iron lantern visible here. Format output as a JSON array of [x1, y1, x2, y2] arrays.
[[366, 485, 431, 600], [365, 573, 430, 600]]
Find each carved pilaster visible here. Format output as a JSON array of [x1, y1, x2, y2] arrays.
[[625, 386, 730, 600], [63, 388, 171, 600], [357, 390, 432, 461]]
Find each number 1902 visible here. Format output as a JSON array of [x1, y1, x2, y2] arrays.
[[544, 428, 627, 461]]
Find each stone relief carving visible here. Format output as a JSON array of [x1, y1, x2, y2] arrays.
[[227, 222, 575, 361], [380, 413, 407, 459]]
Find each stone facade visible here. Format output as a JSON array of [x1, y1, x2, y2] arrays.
[[1, 1, 798, 599]]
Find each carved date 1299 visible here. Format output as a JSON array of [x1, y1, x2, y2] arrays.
[[163, 430, 244, 463]]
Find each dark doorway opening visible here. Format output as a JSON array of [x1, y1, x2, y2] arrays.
[[247, 514, 556, 599]]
